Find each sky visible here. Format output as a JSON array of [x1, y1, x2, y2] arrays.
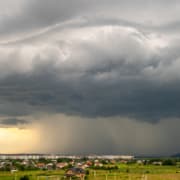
[[0, 0, 180, 155]]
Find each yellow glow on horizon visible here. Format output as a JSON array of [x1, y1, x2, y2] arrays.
[[0, 127, 39, 153]]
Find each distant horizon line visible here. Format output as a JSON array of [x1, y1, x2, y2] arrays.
[[0, 153, 177, 157]]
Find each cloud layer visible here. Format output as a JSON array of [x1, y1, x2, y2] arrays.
[[0, 26, 180, 122], [0, 0, 180, 154]]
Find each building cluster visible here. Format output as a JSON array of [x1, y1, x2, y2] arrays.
[[0, 154, 134, 172]]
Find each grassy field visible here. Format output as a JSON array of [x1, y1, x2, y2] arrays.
[[0, 165, 180, 180]]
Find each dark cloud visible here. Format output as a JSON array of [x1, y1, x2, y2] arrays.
[[0, 0, 180, 154], [0, 27, 179, 123], [0, 118, 29, 125]]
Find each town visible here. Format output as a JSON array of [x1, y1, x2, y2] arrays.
[[0, 154, 134, 172]]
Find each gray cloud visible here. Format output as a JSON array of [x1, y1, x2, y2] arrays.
[[1, 0, 180, 41], [0, 118, 29, 126], [0, 0, 180, 154], [0, 26, 180, 122]]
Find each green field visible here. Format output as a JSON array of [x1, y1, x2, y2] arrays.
[[0, 165, 180, 180]]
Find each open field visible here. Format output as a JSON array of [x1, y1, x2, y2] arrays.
[[0, 165, 180, 180], [1, 173, 180, 180]]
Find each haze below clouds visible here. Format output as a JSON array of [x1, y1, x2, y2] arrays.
[[0, 0, 180, 155]]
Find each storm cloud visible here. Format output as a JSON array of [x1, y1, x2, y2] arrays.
[[0, 118, 28, 125], [0, 26, 180, 122], [0, 0, 180, 154]]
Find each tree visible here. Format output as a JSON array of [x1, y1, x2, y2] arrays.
[[162, 159, 176, 166], [20, 175, 29, 180]]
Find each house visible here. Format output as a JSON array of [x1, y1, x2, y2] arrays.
[[94, 162, 103, 167], [81, 164, 89, 169], [120, 160, 128, 164], [65, 167, 86, 178], [86, 161, 93, 166], [76, 162, 83, 167], [36, 163, 46, 169], [46, 163, 54, 170], [56, 162, 68, 169], [21, 160, 29, 166]]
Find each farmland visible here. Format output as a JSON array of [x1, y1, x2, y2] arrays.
[[0, 155, 180, 180]]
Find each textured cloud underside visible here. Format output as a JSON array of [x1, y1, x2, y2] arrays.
[[0, 26, 180, 122]]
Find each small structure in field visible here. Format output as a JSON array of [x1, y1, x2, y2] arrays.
[[11, 169, 18, 174], [65, 167, 85, 178], [152, 161, 162, 166]]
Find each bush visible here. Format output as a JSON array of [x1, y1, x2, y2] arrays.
[[20, 175, 29, 180], [86, 170, 90, 175], [162, 159, 176, 166]]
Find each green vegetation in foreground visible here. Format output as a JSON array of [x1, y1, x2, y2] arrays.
[[0, 165, 180, 180]]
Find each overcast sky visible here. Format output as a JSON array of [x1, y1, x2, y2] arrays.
[[0, 0, 180, 155]]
